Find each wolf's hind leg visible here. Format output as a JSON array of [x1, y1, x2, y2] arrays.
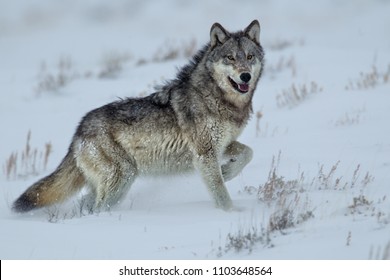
[[76, 140, 138, 212], [221, 141, 253, 182]]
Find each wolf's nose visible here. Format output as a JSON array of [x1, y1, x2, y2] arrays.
[[240, 73, 251, 83]]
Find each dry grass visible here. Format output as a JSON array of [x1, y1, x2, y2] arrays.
[[267, 38, 305, 51], [2, 130, 52, 180], [255, 110, 263, 137], [219, 152, 313, 256], [35, 57, 82, 95], [333, 107, 365, 127], [44, 198, 96, 223], [311, 161, 342, 190], [369, 240, 390, 260], [34, 39, 197, 96], [154, 38, 197, 62], [348, 195, 372, 214], [276, 81, 323, 108], [98, 51, 132, 79], [266, 54, 297, 78], [346, 64, 390, 90], [258, 152, 305, 203], [224, 226, 273, 254], [254, 110, 289, 138], [137, 38, 197, 66], [311, 162, 374, 191], [346, 231, 352, 246], [218, 152, 381, 256]]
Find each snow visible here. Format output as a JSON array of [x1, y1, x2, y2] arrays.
[[1, 0, 390, 260]]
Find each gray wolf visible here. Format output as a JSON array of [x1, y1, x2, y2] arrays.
[[13, 20, 264, 213]]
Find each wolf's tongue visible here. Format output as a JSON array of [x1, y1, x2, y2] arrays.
[[238, 83, 249, 92]]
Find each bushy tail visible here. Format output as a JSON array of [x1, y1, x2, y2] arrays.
[[12, 151, 85, 213]]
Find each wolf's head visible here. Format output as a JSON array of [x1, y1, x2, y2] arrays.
[[206, 20, 264, 104]]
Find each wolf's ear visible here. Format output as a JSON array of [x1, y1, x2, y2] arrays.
[[244, 20, 260, 44], [210, 23, 230, 48]]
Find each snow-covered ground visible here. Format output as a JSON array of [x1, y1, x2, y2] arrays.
[[1, 0, 389, 259]]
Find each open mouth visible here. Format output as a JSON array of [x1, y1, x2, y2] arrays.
[[228, 77, 249, 94]]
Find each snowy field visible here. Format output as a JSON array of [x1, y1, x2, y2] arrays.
[[1, 0, 390, 259]]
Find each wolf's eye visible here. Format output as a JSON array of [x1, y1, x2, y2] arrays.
[[247, 54, 253, 60], [227, 55, 235, 61]]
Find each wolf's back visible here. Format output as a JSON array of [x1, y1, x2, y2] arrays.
[[12, 151, 85, 212]]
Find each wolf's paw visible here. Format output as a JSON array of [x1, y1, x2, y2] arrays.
[[215, 199, 234, 212]]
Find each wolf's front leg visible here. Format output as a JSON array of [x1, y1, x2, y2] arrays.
[[221, 141, 253, 182], [194, 151, 233, 210]]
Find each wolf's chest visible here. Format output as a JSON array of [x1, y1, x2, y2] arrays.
[[205, 118, 244, 152]]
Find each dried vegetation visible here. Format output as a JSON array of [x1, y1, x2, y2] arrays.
[[3, 131, 52, 180]]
